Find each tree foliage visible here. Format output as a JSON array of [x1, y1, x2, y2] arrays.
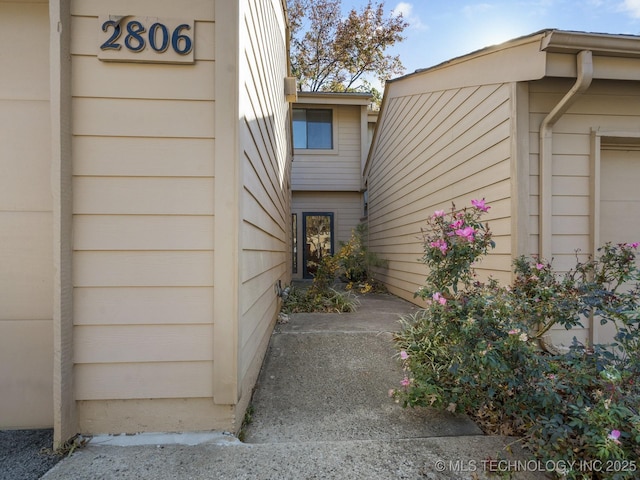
[[287, 0, 407, 92]]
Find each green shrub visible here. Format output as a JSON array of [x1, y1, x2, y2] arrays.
[[337, 223, 388, 293], [281, 224, 387, 314], [280, 283, 359, 314], [392, 200, 640, 479]]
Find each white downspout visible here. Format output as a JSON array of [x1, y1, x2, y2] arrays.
[[539, 50, 593, 261], [537, 50, 593, 352]]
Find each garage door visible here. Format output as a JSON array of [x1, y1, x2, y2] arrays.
[[598, 146, 640, 344]]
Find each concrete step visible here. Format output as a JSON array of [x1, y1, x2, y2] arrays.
[[42, 435, 545, 480]]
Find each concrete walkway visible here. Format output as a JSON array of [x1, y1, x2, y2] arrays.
[[42, 293, 545, 479]]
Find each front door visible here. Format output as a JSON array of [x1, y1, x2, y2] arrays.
[[302, 213, 334, 279]]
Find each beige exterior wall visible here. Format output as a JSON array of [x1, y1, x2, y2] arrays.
[[366, 82, 515, 302], [1, 0, 290, 437], [64, 0, 291, 435], [0, 1, 53, 429], [70, 0, 221, 433], [290, 94, 370, 280], [291, 191, 363, 279], [291, 103, 365, 191], [237, 0, 291, 413], [528, 77, 640, 346]]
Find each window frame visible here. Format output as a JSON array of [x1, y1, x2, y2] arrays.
[[292, 105, 339, 155]]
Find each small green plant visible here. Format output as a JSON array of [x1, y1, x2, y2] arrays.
[[237, 404, 255, 442], [281, 224, 387, 313], [392, 200, 640, 479], [336, 223, 388, 293], [40, 435, 88, 458]]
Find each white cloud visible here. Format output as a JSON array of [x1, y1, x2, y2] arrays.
[[392, 1, 413, 17], [462, 3, 495, 18], [392, 2, 428, 30], [621, 0, 640, 18]]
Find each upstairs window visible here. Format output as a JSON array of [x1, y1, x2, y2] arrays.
[[293, 108, 333, 149]]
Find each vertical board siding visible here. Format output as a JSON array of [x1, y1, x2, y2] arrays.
[[239, 0, 291, 385], [0, 3, 53, 428], [367, 83, 513, 303], [291, 105, 362, 190], [71, 1, 216, 404]]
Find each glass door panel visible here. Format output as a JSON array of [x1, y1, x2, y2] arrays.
[[303, 213, 334, 279]]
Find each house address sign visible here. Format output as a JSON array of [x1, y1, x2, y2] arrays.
[[98, 15, 195, 64]]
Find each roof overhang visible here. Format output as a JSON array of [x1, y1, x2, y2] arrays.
[[388, 29, 640, 89], [295, 91, 372, 106], [541, 30, 640, 58]]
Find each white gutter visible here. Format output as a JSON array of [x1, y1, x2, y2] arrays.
[[538, 50, 593, 261]]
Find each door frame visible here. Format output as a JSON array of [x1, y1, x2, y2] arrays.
[[302, 212, 335, 279]]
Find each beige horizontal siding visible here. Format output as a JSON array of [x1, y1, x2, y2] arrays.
[[71, 0, 215, 20], [74, 251, 214, 287], [292, 191, 363, 244], [292, 105, 362, 191], [74, 215, 214, 250], [75, 325, 214, 363], [74, 287, 214, 325], [75, 362, 213, 400], [72, 56, 215, 100], [529, 77, 640, 264], [76, 398, 233, 434], [367, 83, 514, 303], [70, 0, 216, 411], [238, 0, 291, 399], [73, 136, 215, 177], [73, 177, 214, 215], [72, 98, 214, 138]]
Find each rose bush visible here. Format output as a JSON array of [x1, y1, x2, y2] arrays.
[[392, 200, 640, 479]]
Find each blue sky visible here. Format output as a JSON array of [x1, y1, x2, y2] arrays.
[[343, 0, 640, 79]]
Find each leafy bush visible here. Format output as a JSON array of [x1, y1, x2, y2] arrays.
[[281, 283, 359, 314], [281, 224, 387, 314], [281, 253, 360, 314], [392, 200, 640, 479], [337, 223, 388, 294]]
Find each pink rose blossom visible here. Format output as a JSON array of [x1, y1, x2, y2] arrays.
[[433, 210, 445, 218], [430, 239, 448, 254], [400, 350, 409, 360], [455, 226, 475, 242], [432, 292, 447, 305], [608, 429, 621, 444], [400, 377, 411, 387], [471, 198, 491, 212], [536, 263, 544, 270], [626, 242, 639, 249]]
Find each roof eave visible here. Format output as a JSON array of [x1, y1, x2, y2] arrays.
[[541, 30, 640, 58]]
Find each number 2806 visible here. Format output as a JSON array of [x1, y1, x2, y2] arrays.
[[100, 18, 193, 55]]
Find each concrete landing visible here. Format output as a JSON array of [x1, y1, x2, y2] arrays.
[[42, 293, 545, 480]]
